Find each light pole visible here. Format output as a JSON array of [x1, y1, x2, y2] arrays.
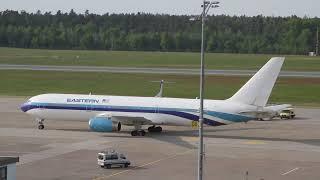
[[198, 1, 219, 180]]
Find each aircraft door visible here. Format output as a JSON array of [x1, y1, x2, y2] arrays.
[[86, 94, 93, 112], [86, 104, 92, 111], [155, 97, 161, 114]]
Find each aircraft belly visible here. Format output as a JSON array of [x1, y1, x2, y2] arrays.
[[153, 113, 193, 126], [30, 109, 95, 121]]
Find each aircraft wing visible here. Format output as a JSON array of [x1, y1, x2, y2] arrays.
[[96, 113, 153, 126]]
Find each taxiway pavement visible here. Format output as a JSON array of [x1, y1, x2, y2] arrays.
[[1, 97, 320, 180]]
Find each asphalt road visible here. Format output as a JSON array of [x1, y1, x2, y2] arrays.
[[1, 64, 320, 77], [1, 97, 320, 180]]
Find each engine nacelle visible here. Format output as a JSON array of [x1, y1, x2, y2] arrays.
[[89, 117, 121, 132]]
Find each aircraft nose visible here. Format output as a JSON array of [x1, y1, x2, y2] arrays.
[[20, 102, 31, 112]]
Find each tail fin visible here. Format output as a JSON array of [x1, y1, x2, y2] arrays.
[[228, 57, 285, 107]]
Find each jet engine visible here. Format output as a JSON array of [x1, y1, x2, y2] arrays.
[[89, 117, 121, 132]]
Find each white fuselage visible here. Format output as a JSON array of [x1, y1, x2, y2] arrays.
[[21, 94, 257, 127]]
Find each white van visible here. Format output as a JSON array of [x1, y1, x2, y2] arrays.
[[98, 150, 131, 169]]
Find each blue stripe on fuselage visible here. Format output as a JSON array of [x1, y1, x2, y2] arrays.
[[21, 102, 253, 126]]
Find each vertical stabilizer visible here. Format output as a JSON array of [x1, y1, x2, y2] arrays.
[[228, 57, 285, 107]]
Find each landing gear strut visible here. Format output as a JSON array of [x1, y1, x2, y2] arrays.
[[148, 125, 162, 133], [37, 118, 44, 130]]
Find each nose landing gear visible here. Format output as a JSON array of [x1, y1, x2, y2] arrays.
[[37, 118, 45, 130]]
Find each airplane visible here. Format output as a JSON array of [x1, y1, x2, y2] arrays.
[[20, 57, 285, 136], [154, 80, 292, 120]]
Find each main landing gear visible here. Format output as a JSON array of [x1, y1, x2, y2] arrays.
[[131, 130, 146, 136], [147, 125, 162, 133], [131, 124, 145, 136], [130, 125, 163, 136], [37, 118, 45, 130]]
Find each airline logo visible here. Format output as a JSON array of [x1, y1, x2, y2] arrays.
[[66, 98, 110, 104], [67, 98, 99, 103]]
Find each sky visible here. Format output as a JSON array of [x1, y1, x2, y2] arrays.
[[1, 0, 319, 17]]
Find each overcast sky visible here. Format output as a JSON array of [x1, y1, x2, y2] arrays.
[[1, 0, 319, 17]]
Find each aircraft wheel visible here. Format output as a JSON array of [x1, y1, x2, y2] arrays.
[[138, 130, 146, 136], [148, 126, 162, 133], [155, 126, 162, 132], [148, 125, 155, 132], [131, 130, 138, 136], [131, 130, 146, 136]]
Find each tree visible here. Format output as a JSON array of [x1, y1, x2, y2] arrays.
[[0, 10, 318, 54]]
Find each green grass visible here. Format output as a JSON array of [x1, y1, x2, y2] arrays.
[[0, 47, 320, 71], [1, 70, 319, 106]]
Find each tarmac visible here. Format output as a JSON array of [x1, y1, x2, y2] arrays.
[[1, 64, 320, 78], [1, 97, 320, 180]]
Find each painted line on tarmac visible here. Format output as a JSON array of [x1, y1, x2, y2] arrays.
[[281, 167, 299, 175], [243, 140, 266, 145], [181, 136, 198, 142], [92, 149, 193, 180]]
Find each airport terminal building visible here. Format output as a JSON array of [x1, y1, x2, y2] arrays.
[[0, 157, 19, 180]]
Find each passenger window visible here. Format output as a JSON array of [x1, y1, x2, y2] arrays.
[[106, 155, 112, 160], [111, 155, 118, 159]]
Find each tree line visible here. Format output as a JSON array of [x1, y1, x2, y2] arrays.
[[0, 10, 319, 54]]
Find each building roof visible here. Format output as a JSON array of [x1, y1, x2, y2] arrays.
[[0, 157, 19, 166]]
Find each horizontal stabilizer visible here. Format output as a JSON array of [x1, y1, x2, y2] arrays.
[[264, 104, 292, 112]]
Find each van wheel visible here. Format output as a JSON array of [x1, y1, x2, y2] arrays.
[[124, 164, 129, 168], [106, 165, 111, 169]]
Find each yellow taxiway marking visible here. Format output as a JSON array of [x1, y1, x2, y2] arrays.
[[243, 140, 266, 145], [181, 136, 198, 142], [93, 150, 193, 180]]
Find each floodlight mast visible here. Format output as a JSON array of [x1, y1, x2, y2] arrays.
[[198, 1, 219, 180]]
